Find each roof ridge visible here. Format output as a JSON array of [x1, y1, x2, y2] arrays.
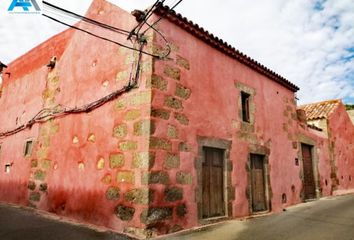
[[299, 99, 341, 108]]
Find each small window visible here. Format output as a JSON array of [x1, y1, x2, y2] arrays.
[[5, 163, 11, 174], [24, 140, 34, 157], [241, 91, 250, 122]]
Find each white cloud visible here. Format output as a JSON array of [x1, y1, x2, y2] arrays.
[[0, 0, 353, 104]]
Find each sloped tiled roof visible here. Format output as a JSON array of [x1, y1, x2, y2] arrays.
[[154, 5, 300, 92], [299, 99, 341, 120]]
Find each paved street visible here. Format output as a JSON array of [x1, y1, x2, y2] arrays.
[[159, 194, 354, 240], [0, 204, 133, 240], [1, 194, 353, 240]]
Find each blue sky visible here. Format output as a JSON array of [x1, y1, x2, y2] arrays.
[[0, 0, 353, 104]]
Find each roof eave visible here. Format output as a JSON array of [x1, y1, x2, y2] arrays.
[[154, 5, 299, 92]]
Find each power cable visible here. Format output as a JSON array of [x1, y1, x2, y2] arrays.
[[43, 1, 131, 36], [128, 0, 163, 39], [135, 0, 167, 36], [142, 0, 183, 35], [42, 14, 165, 59]]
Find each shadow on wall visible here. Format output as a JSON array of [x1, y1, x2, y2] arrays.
[[0, 181, 112, 228]]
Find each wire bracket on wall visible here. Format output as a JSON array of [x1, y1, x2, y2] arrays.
[[0, 0, 184, 139]]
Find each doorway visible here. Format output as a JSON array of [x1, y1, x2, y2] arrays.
[[301, 144, 316, 200], [202, 147, 225, 218], [250, 154, 267, 212]]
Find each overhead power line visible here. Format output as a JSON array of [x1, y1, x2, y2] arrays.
[[43, 1, 130, 36], [42, 14, 165, 59], [142, 0, 183, 35]]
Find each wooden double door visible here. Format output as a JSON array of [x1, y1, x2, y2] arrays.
[[202, 147, 225, 219]]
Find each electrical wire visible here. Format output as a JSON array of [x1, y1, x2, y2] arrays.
[[43, 1, 131, 36], [0, 1, 176, 139], [42, 14, 165, 59], [135, 0, 167, 36], [142, 0, 183, 35], [0, 43, 145, 139], [128, 0, 163, 39]]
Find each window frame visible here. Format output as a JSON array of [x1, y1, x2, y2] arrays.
[[241, 91, 251, 123], [24, 139, 34, 157]]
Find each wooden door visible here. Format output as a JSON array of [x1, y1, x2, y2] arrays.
[[301, 144, 316, 200], [202, 147, 225, 218], [250, 154, 267, 212]]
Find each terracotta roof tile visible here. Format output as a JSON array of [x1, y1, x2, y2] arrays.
[[299, 99, 341, 120]]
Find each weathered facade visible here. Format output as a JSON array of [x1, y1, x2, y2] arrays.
[[0, 0, 353, 238]]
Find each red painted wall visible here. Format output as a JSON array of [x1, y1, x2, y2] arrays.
[[328, 104, 354, 191], [0, 0, 353, 237]]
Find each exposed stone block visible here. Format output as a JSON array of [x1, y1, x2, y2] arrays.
[[165, 187, 183, 202], [124, 227, 157, 239], [124, 188, 152, 204], [176, 56, 190, 70], [39, 183, 48, 192], [164, 65, 181, 80], [168, 42, 180, 52], [164, 96, 183, 110], [152, 45, 166, 56], [109, 153, 124, 169], [117, 171, 135, 184], [130, 91, 151, 106], [147, 74, 168, 91], [175, 84, 191, 99], [41, 159, 51, 170], [134, 120, 155, 136], [176, 203, 187, 217], [101, 174, 112, 185], [29, 192, 41, 202], [28, 181, 36, 191], [164, 153, 180, 169], [124, 109, 141, 121], [78, 162, 85, 171], [151, 108, 170, 120], [142, 171, 170, 185], [167, 124, 178, 139], [132, 152, 155, 169], [176, 172, 193, 185], [87, 133, 96, 143], [72, 136, 79, 144], [31, 159, 38, 168], [113, 124, 127, 138], [96, 157, 105, 170], [150, 137, 172, 151], [116, 71, 128, 82], [140, 207, 173, 224], [105, 186, 120, 200], [34, 170, 46, 181], [119, 141, 138, 151], [174, 113, 189, 125], [115, 205, 135, 221], [115, 98, 127, 110]]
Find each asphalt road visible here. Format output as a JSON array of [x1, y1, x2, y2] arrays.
[[0, 204, 133, 240], [1, 194, 353, 240], [159, 194, 354, 240]]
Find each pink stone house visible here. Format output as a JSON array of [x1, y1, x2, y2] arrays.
[[0, 0, 353, 238]]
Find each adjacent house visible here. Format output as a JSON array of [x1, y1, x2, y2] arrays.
[[0, 0, 353, 237]]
